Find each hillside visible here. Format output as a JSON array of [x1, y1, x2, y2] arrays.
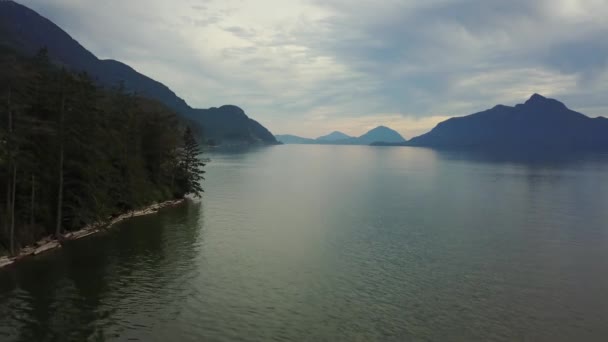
[[276, 126, 406, 145], [407, 94, 608, 150], [355, 126, 406, 144], [275, 135, 316, 144], [316, 131, 353, 141], [0, 0, 277, 145]]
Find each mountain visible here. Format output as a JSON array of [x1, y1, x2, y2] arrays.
[[316, 131, 353, 141], [405, 94, 608, 150], [275, 135, 316, 144], [0, 0, 277, 145], [192, 105, 276, 144], [276, 126, 407, 145], [355, 126, 406, 144]]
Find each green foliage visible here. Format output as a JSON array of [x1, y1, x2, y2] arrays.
[[0, 48, 204, 254], [175, 127, 206, 198]]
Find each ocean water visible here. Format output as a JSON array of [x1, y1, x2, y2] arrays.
[[1, 145, 607, 341]]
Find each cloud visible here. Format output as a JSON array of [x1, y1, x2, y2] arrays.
[[17, 0, 608, 137]]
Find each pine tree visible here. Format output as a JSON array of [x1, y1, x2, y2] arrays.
[[5, 87, 14, 254], [177, 127, 205, 197], [55, 70, 68, 239], [0, 46, 196, 254]]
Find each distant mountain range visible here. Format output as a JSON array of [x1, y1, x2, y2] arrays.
[[276, 126, 407, 145], [375, 94, 608, 151], [0, 0, 277, 145], [4, 1, 605, 152], [316, 131, 353, 142]]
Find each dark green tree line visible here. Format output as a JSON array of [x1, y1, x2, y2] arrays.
[[177, 127, 206, 198], [0, 48, 205, 255]]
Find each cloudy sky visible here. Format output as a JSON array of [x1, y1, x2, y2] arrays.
[[19, 0, 608, 138]]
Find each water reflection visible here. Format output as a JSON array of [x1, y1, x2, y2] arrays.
[[433, 147, 608, 166], [0, 201, 203, 341], [1, 146, 608, 341]]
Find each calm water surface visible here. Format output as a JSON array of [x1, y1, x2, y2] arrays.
[[1, 145, 608, 341]]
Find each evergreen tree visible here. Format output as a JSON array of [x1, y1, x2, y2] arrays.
[[177, 127, 205, 197], [0, 47, 200, 255]]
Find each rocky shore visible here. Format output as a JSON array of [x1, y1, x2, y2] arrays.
[[0, 199, 185, 269]]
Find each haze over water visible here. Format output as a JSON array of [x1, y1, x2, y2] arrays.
[[1, 145, 608, 341]]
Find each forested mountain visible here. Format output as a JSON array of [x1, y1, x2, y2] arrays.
[[0, 0, 277, 145], [355, 126, 406, 144], [405, 94, 608, 150], [276, 126, 406, 145], [0, 48, 204, 256], [274, 135, 316, 144], [192, 106, 276, 145]]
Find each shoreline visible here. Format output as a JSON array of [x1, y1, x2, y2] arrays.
[[0, 199, 185, 269]]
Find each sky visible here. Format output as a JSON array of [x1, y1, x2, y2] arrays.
[[19, 0, 608, 138]]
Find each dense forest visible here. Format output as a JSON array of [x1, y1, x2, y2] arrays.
[[0, 48, 205, 256]]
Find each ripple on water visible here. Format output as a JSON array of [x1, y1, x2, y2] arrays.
[[1, 146, 608, 341]]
